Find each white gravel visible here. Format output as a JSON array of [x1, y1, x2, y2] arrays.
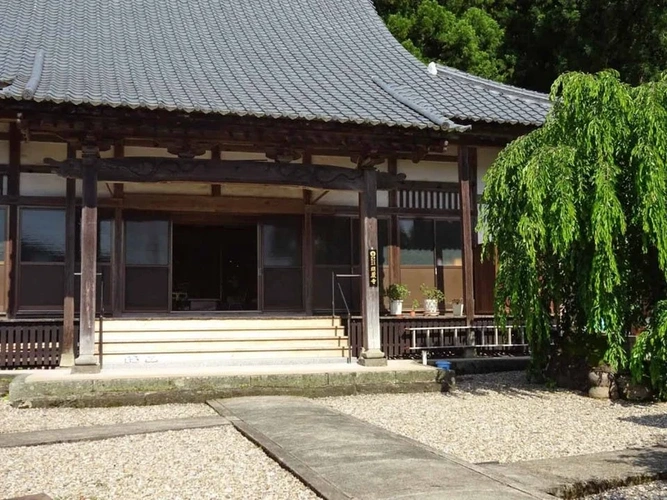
[[583, 481, 667, 499], [0, 400, 215, 434], [320, 371, 667, 464], [1, 427, 319, 500]]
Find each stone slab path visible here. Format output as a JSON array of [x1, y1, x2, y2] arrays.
[[0, 416, 228, 448], [208, 396, 552, 500], [484, 444, 667, 498]]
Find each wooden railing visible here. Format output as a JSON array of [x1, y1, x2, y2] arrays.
[[0, 320, 77, 369], [348, 316, 529, 359]]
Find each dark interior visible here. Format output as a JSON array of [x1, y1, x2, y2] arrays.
[[172, 224, 257, 311]]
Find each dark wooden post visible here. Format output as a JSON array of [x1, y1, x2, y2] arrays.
[[74, 142, 100, 372], [6, 123, 20, 318], [111, 142, 124, 317], [303, 189, 313, 315], [358, 167, 386, 366], [459, 146, 475, 328], [61, 144, 77, 367], [387, 157, 400, 288]]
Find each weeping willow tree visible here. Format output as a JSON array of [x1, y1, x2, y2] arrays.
[[480, 71, 667, 396]]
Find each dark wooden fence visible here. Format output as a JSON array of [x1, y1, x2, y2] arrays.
[[348, 316, 527, 359], [0, 320, 77, 369]]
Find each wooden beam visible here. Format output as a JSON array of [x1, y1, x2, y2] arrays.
[[47, 157, 406, 191], [357, 168, 385, 366], [107, 193, 304, 215], [75, 144, 99, 370], [459, 146, 475, 327], [61, 145, 76, 367], [6, 123, 20, 317]]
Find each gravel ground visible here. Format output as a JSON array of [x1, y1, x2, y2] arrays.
[[1, 427, 319, 500], [0, 400, 215, 434], [583, 481, 667, 499], [320, 371, 667, 464]]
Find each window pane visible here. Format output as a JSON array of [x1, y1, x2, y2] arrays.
[[99, 220, 113, 263], [21, 209, 66, 262], [436, 220, 463, 266], [0, 207, 6, 262], [399, 218, 434, 265], [314, 216, 351, 265], [125, 220, 169, 265], [263, 220, 301, 267]]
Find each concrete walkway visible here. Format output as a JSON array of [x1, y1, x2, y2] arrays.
[[484, 444, 667, 498], [1, 416, 228, 448], [209, 396, 552, 500]]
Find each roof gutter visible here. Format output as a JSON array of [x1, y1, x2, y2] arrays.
[[372, 76, 470, 132]]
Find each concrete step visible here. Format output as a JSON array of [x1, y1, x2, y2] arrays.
[[95, 328, 346, 342], [96, 337, 349, 354], [96, 317, 343, 332]]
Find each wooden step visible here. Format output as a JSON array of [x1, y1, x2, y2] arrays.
[[97, 348, 350, 362], [96, 317, 343, 332], [96, 337, 348, 354], [95, 328, 345, 342]]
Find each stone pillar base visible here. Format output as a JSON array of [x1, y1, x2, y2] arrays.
[[73, 355, 100, 374], [71, 363, 101, 374], [357, 349, 387, 367], [59, 352, 75, 368]]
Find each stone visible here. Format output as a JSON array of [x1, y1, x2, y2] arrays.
[[437, 369, 456, 392], [71, 364, 100, 374], [357, 349, 388, 367]]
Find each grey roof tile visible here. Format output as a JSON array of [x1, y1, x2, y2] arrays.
[[0, 0, 550, 129]]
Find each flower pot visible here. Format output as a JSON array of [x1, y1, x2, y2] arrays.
[[410, 310, 416, 317], [453, 302, 464, 316], [423, 299, 439, 316], [390, 299, 403, 316]]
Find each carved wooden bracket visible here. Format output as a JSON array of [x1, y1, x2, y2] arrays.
[[46, 157, 406, 191]]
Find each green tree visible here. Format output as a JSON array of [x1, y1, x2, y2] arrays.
[[375, 0, 667, 91], [506, 1, 667, 91], [381, 0, 513, 82], [479, 71, 667, 395]]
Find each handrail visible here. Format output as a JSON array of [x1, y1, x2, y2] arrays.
[[331, 272, 361, 364]]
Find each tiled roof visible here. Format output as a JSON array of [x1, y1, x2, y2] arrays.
[[0, 0, 550, 130]]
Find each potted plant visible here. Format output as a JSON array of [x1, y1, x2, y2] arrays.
[[452, 298, 464, 317], [385, 283, 410, 316], [420, 284, 445, 316], [410, 299, 420, 317]]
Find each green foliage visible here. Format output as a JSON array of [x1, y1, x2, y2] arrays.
[[382, 0, 512, 82], [375, 0, 667, 91], [420, 283, 446, 302], [630, 301, 667, 400], [479, 71, 667, 386], [386, 283, 410, 301]]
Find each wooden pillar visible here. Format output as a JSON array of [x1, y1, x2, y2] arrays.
[[358, 167, 385, 366], [459, 146, 475, 327], [61, 144, 77, 367], [111, 142, 124, 317], [387, 158, 400, 287], [74, 142, 99, 371], [6, 123, 20, 318], [303, 189, 313, 315]]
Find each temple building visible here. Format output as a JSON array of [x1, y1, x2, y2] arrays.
[[0, 0, 550, 370]]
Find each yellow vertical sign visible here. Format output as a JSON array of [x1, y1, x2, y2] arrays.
[[368, 248, 378, 287]]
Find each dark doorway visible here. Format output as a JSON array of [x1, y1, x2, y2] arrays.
[[172, 224, 258, 311]]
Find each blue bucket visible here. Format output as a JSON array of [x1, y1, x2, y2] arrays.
[[435, 361, 451, 370]]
